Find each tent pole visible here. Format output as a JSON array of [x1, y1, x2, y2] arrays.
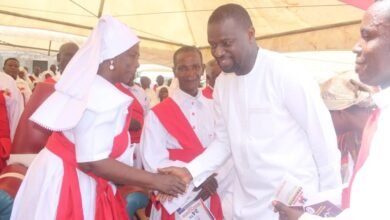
[[98, 0, 105, 18], [48, 40, 52, 56]]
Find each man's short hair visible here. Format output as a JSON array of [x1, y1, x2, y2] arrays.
[[4, 57, 19, 66], [208, 4, 253, 29], [173, 46, 203, 67], [58, 42, 79, 53]]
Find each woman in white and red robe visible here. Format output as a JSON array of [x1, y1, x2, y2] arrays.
[[10, 16, 185, 220]]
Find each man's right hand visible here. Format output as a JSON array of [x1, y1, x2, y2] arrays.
[[156, 166, 193, 202], [194, 173, 218, 201], [154, 173, 187, 197], [272, 201, 304, 220]]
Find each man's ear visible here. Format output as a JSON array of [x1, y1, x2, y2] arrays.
[[248, 26, 256, 41], [172, 66, 178, 78]]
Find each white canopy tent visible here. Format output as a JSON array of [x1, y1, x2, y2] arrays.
[[0, 0, 366, 65]]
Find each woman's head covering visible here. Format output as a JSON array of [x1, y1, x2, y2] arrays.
[[321, 71, 374, 111], [30, 15, 139, 131]]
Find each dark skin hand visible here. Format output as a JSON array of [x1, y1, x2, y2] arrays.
[[273, 201, 305, 220], [156, 167, 193, 202], [129, 118, 142, 131], [194, 173, 218, 201], [78, 158, 186, 197], [156, 170, 218, 202]]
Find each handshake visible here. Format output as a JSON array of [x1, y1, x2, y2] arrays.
[[153, 167, 218, 203], [154, 166, 192, 201]]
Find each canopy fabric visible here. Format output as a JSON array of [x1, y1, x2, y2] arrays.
[[0, 0, 366, 65]]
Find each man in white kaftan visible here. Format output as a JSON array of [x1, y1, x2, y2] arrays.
[[273, 1, 390, 220], [160, 4, 341, 220]]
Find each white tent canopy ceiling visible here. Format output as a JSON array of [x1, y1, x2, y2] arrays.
[[0, 0, 365, 65]]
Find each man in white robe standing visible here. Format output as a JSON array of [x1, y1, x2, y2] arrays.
[[273, 1, 390, 219], [160, 3, 341, 220], [142, 46, 234, 220]]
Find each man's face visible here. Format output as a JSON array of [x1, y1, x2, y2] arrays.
[[173, 51, 203, 96], [57, 44, 78, 73], [3, 59, 19, 79], [156, 76, 164, 86], [33, 67, 42, 76], [18, 70, 25, 79], [140, 77, 151, 89], [158, 87, 169, 101], [353, 7, 390, 87], [50, 64, 57, 73], [208, 18, 253, 75]]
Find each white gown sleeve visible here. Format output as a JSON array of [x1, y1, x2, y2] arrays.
[[186, 81, 232, 187], [140, 111, 187, 173], [280, 65, 341, 191], [74, 106, 127, 163], [4, 78, 24, 141]]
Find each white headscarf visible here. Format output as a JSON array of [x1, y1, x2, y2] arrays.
[[30, 15, 139, 131]]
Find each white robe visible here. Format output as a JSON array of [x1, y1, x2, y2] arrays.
[[187, 48, 342, 219], [16, 77, 32, 105], [122, 83, 150, 115], [144, 88, 158, 107], [0, 72, 24, 141], [300, 87, 390, 220], [11, 76, 134, 220], [141, 88, 234, 220]]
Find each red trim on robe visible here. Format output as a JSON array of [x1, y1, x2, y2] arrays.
[[44, 77, 57, 84], [202, 86, 213, 99], [342, 109, 380, 208], [152, 97, 223, 220], [116, 83, 144, 144], [0, 91, 11, 171]]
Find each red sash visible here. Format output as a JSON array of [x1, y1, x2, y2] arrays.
[[46, 100, 132, 220], [342, 108, 380, 208], [202, 86, 213, 99], [0, 91, 11, 171], [44, 77, 57, 84], [116, 84, 144, 144], [152, 97, 223, 220]]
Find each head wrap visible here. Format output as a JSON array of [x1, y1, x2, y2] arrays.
[[30, 15, 139, 131], [321, 71, 374, 111]]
